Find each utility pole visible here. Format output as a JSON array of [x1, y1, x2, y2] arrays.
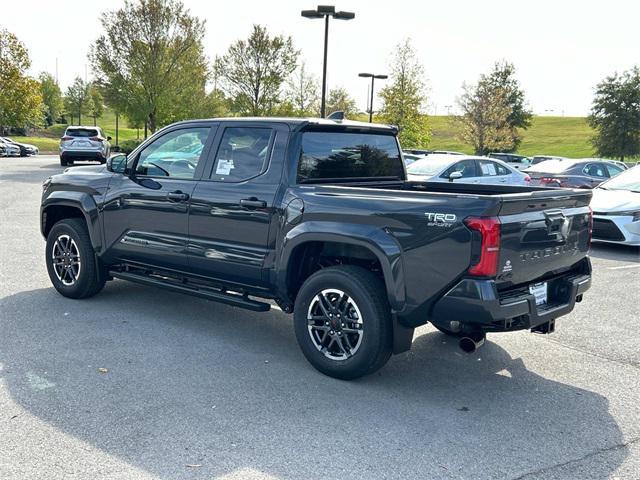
[[302, 5, 355, 117], [358, 73, 388, 122]]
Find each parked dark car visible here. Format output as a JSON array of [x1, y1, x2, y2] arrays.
[[525, 159, 625, 188], [488, 153, 531, 171], [41, 117, 592, 380], [0, 137, 39, 156], [531, 155, 566, 165]]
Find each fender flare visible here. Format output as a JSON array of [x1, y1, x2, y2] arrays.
[[276, 221, 406, 312], [41, 191, 102, 253]]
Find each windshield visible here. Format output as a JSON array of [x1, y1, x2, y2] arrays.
[[600, 166, 640, 192], [406, 157, 455, 176]]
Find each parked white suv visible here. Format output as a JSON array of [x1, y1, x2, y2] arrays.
[[59, 126, 111, 166]]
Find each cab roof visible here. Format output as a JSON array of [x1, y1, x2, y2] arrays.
[[171, 116, 398, 134]]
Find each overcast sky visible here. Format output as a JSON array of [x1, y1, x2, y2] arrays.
[[3, 0, 639, 116]]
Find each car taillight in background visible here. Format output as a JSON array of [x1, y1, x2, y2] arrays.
[[524, 174, 531, 183], [464, 217, 501, 277], [89, 136, 104, 142], [61, 136, 73, 141], [540, 177, 558, 185]]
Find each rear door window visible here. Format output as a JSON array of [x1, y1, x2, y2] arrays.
[[298, 131, 403, 182], [479, 160, 510, 176], [210, 127, 274, 182]]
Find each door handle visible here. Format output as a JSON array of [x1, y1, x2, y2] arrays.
[[240, 197, 267, 209], [167, 191, 190, 202]]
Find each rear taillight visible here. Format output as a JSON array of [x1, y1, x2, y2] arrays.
[[90, 136, 103, 142], [464, 217, 501, 277], [61, 136, 73, 141], [524, 174, 531, 183]]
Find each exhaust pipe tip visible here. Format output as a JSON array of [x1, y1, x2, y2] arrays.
[[459, 333, 486, 353]]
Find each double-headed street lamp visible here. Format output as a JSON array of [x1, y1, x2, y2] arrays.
[[302, 5, 355, 118], [358, 73, 388, 123]]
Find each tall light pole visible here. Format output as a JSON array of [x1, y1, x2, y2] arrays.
[[358, 73, 387, 122], [302, 5, 355, 118]]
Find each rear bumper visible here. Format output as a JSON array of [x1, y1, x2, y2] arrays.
[[60, 150, 106, 161], [430, 259, 592, 333], [592, 215, 640, 246]]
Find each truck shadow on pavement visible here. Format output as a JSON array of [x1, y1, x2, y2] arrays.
[[0, 282, 628, 480]]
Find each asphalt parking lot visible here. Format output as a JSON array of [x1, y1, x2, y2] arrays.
[[1, 155, 639, 480]]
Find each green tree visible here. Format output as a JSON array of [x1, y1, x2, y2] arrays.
[[218, 25, 299, 116], [455, 81, 515, 155], [88, 85, 104, 126], [286, 62, 319, 116], [326, 87, 358, 117], [64, 77, 90, 125], [482, 61, 532, 150], [0, 29, 43, 132], [588, 67, 640, 160], [378, 39, 430, 148], [39, 72, 63, 126], [90, 0, 209, 133], [455, 62, 531, 155]]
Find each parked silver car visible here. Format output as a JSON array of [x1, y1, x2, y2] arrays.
[[0, 138, 21, 157], [406, 154, 531, 185], [59, 126, 111, 166]]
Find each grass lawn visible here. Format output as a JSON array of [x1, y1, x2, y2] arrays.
[[428, 115, 597, 158]]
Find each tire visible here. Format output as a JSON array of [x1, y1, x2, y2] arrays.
[[45, 218, 106, 299], [293, 265, 392, 380], [60, 157, 68, 166]]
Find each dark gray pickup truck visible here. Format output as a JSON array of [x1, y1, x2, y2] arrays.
[[41, 117, 592, 379]]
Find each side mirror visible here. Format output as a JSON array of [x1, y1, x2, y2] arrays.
[[107, 136, 113, 141], [106, 154, 127, 174], [449, 171, 463, 182]]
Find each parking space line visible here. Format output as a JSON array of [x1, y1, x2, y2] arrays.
[[607, 264, 640, 270]]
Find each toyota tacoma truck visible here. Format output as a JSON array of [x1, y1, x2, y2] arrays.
[[41, 117, 592, 379]]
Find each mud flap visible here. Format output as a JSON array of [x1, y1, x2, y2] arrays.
[[392, 314, 415, 354]]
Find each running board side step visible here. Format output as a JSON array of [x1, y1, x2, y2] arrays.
[[110, 270, 271, 312]]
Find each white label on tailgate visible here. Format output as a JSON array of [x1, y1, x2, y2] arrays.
[[529, 282, 548, 306]]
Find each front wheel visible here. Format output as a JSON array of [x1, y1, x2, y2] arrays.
[[45, 218, 106, 299], [293, 266, 392, 380]]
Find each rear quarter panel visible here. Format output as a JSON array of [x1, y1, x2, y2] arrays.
[[287, 185, 499, 321]]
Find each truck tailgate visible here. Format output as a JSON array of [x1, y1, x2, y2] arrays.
[[495, 189, 592, 287]]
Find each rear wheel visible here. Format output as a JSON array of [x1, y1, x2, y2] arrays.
[[293, 266, 392, 380], [45, 218, 106, 299], [60, 157, 68, 166]]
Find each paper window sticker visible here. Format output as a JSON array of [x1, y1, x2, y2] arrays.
[[216, 159, 235, 175]]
